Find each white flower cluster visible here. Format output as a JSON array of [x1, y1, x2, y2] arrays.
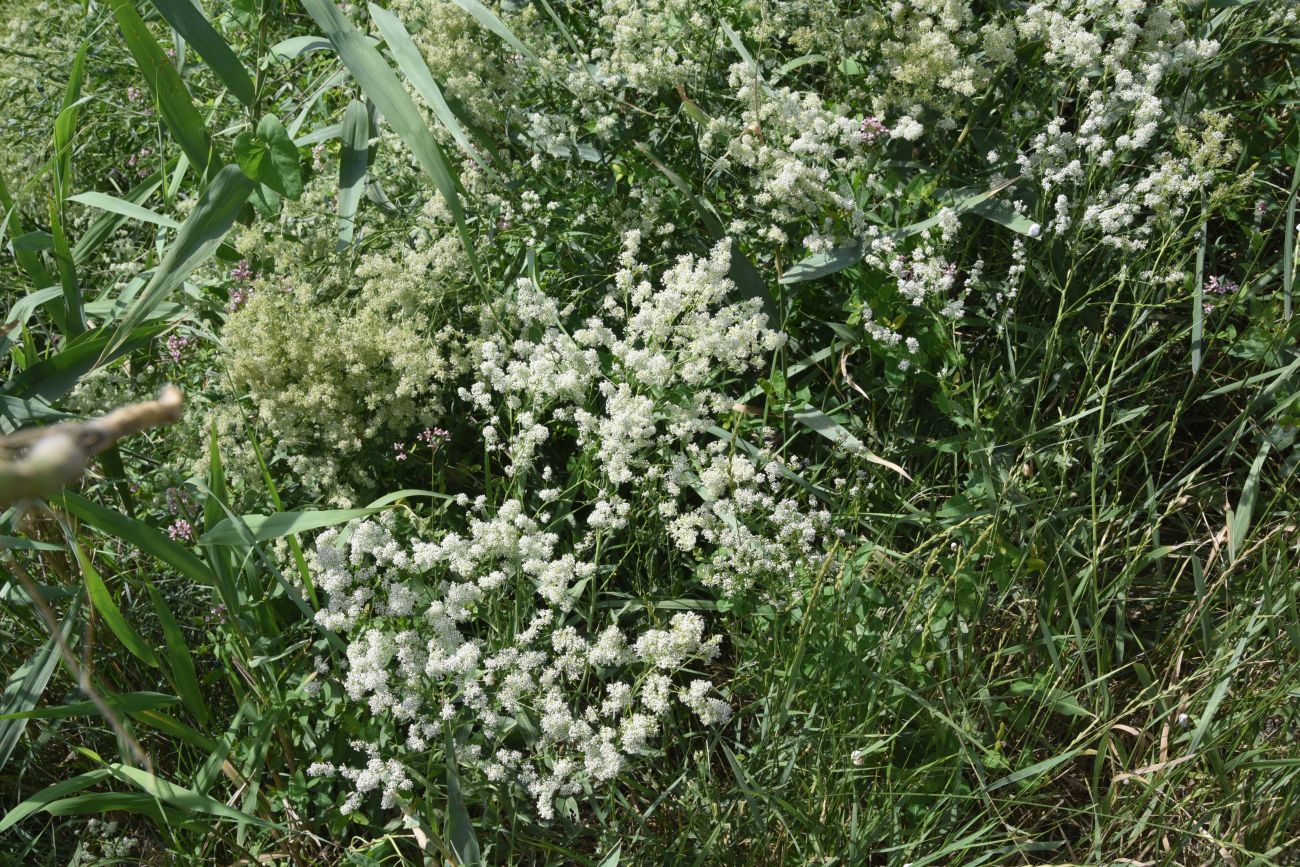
[[303, 237, 835, 820], [703, 66, 879, 248], [308, 517, 734, 819], [1011, 0, 1227, 250]]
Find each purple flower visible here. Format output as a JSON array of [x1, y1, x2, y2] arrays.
[[167, 519, 194, 542], [859, 116, 887, 145], [229, 260, 254, 283], [165, 334, 193, 363], [1204, 275, 1239, 296]]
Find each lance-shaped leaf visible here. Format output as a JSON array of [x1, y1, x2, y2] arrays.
[[337, 99, 369, 248], [301, 0, 479, 279], [149, 0, 256, 106], [102, 164, 254, 360], [110, 0, 218, 175], [369, 3, 490, 170]]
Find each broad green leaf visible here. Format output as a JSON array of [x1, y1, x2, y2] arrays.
[[3, 323, 167, 407], [68, 191, 181, 229], [893, 178, 1019, 241], [149, 0, 256, 107], [108, 762, 278, 827], [0, 692, 179, 721], [337, 99, 369, 248], [446, 731, 482, 866], [987, 748, 1082, 792], [1007, 680, 1092, 718], [446, 0, 536, 62], [967, 197, 1039, 235], [597, 842, 622, 867], [0, 286, 63, 361], [1193, 215, 1206, 374], [72, 536, 159, 667], [148, 584, 210, 725], [1284, 121, 1299, 320], [270, 35, 334, 58], [1229, 443, 1270, 561], [234, 115, 303, 199], [301, 0, 479, 278], [792, 406, 910, 479], [51, 45, 89, 335], [110, 0, 218, 175], [72, 168, 170, 264], [41, 792, 179, 824]]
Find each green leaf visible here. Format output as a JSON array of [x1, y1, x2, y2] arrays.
[[337, 99, 369, 248], [0, 692, 179, 721], [3, 323, 167, 407], [270, 35, 334, 58], [200, 506, 387, 545], [1007, 680, 1091, 718], [1229, 443, 1270, 561], [148, 0, 256, 107], [103, 164, 254, 359], [967, 197, 1039, 235], [56, 493, 217, 590], [597, 842, 622, 867], [68, 191, 181, 229], [110, 0, 218, 175], [369, 4, 490, 170], [445, 0, 536, 62], [301, 0, 479, 278], [148, 584, 210, 725], [791, 406, 910, 479], [780, 245, 862, 285], [107, 762, 278, 827], [72, 536, 159, 668], [1193, 215, 1206, 374], [446, 731, 482, 866], [0, 600, 80, 772], [234, 115, 303, 199], [0, 769, 113, 832], [72, 167, 171, 264]]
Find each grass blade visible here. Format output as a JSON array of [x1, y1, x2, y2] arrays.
[[1229, 442, 1270, 562], [0, 599, 80, 771], [149, 0, 256, 107], [0, 768, 113, 832], [147, 584, 211, 725], [1192, 214, 1206, 374], [68, 191, 181, 230], [445, 0, 536, 62], [446, 731, 482, 866], [369, 3, 490, 170], [110, 0, 219, 175], [0, 692, 179, 721], [199, 506, 387, 545], [301, 0, 480, 279], [70, 534, 160, 668], [102, 163, 254, 360], [1284, 150, 1298, 320], [107, 762, 279, 827]]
